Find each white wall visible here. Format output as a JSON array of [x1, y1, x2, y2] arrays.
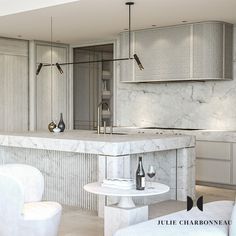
[[0, 37, 29, 131], [116, 26, 236, 130]]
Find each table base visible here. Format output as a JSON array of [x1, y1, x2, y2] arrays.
[[117, 196, 135, 208], [104, 204, 148, 236]]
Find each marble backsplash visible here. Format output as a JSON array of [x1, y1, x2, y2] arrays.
[[116, 26, 236, 130]]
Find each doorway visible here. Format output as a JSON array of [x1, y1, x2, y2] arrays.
[[73, 44, 113, 130]]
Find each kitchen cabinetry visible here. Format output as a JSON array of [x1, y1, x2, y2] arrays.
[[36, 42, 69, 130], [120, 21, 233, 82], [0, 38, 28, 131], [196, 141, 234, 185], [232, 144, 236, 185], [101, 53, 113, 126]]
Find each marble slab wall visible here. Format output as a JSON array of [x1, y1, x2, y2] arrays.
[[116, 26, 236, 130]]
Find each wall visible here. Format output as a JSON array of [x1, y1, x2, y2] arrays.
[[0, 38, 70, 132], [0, 37, 29, 131], [35, 42, 70, 131], [116, 26, 236, 130]]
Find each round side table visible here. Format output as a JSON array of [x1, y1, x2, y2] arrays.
[[84, 182, 169, 236]]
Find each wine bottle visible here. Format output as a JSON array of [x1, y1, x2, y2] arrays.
[[136, 156, 145, 190]]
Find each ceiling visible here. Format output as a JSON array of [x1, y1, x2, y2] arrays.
[[0, 0, 235, 45], [0, 0, 79, 16]]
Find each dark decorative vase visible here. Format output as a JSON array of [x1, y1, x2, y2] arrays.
[[48, 121, 56, 132], [58, 113, 65, 132]]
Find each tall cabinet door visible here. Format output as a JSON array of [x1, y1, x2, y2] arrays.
[[0, 38, 28, 131], [36, 43, 69, 131]]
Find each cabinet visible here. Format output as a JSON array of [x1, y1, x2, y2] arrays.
[[232, 144, 236, 185], [101, 53, 113, 126], [36, 42, 69, 130], [196, 141, 233, 185], [120, 21, 233, 82], [0, 38, 29, 131]]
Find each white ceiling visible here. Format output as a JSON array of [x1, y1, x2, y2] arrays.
[[0, 0, 79, 16], [0, 0, 235, 45]]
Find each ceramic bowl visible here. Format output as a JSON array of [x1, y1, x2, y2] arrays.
[[53, 127, 61, 133]]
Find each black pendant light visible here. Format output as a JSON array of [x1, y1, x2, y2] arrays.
[[134, 54, 144, 70], [36, 17, 63, 76], [126, 2, 144, 70], [36, 63, 43, 75], [56, 63, 63, 74], [36, 2, 143, 75]]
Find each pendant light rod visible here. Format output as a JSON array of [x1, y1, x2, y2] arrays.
[[50, 17, 53, 120], [42, 57, 132, 67], [51, 16, 53, 67], [126, 2, 134, 59]]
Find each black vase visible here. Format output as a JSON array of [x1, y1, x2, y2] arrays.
[[58, 113, 65, 132]]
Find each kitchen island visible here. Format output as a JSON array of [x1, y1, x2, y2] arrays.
[[0, 130, 195, 216]]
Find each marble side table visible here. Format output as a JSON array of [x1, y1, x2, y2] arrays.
[[84, 182, 170, 236]]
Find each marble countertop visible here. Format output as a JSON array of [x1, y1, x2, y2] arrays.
[[0, 130, 195, 156], [113, 127, 236, 143]]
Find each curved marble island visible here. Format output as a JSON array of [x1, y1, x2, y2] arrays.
[[0, 130, 195, 215]]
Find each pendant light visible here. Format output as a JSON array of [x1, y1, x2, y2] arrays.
[[56, 63, 63, 74], [36, 17, 64, 75], [36, 63, 43, 75], [36, 2, 143, 75], [134, 54, 144, 70], [126, 2, 144, 70]]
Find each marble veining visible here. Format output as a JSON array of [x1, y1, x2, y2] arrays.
[[114, 127, 236, 143], [0, 146, 98, 210], [0, 130, 195, 156], [116, 26, 236, 130], [0, 131, 196, 213]]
